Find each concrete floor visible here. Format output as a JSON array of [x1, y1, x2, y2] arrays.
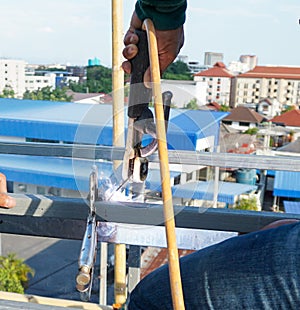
[[0, 234, 102, 304]]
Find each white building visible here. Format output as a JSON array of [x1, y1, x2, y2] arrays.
[[177, 55, 211, 74], [230, 65, 300, 108], [204, 52, 224, 66], [257, 98, 282, 119], [161, 79, 207, 108], [0, 59, 26, 98], [25, 72, 56, 92], [194, 62, 233, 105]]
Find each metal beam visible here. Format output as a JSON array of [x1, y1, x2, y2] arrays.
[[1, 195, 299, 240], [0, 142, 299, 171]]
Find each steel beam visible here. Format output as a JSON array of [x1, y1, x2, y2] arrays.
[[0, 194, 299, 240], [0, 142, 299, 171]]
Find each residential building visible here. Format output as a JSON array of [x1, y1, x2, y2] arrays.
[[230, 65, 300, 107], [66, 66, 86, 83], [204, 52, 223, 66], [0, 58, 26, 98], [25, 72, 56, 92], [271, 108, 300, 130], [194, 62, 233, 105], [222, 106, 265, 131], [67, 90, 107, 104], [25, 70, 79, 92], [257, 98, 282, 119]]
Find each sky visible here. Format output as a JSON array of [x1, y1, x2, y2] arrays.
[[0, 0, 300, 67]]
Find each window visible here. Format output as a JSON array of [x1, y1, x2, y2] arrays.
[[239, 121, 249, 127], [186, 172, 193, 182], [37, 186, 46, 195], [17, 184, 27, 192]]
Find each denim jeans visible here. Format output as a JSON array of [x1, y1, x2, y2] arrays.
[[128, 222, 300, 309]]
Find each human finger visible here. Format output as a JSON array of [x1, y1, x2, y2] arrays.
[[122, 60, 132, 74], [0, 193, 16, 209], [122, 44, 138, 61]]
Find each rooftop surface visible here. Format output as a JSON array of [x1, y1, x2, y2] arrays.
[[238, 65, 300, 80], [0, 98, 228, 150]]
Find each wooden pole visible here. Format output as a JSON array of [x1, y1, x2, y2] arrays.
[[111, 0, 127, 308], [143, 19, 185, 310]]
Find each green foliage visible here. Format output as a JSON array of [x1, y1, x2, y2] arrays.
[[243, 127, 259, 135], [162, 61, 192, 80], [23, 86, 72, 102], [0, 87, 15, 98], [68, 65, 113, 94], [184, 98, 199, 110], [0, 253, 34, 294], [219, 104, 230, 112], [281, 105, 295, 114], [86, 65, 112, 93], [235, 196, 258, 211]]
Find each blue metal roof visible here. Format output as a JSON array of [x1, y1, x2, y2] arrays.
[[147, 180, 256, 204], [0, 98, 228, 150], [0, 154, 110, 192], [0, 154, 180, 194], [283, 201, 300, 214], [274, 171, 300, 198], [171, 181, 256, 204], [0, 153, 255, 204]]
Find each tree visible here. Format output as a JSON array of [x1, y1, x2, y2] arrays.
[[0, 253, 34, 294], [235, 196, 258, 211], [243, 127, 259, 135], [68, 65, 113, 94], [185, 98, 199, 110], [219, 104, 230, 112], [0, 86, 15, 98], [162, 60, 192, 80], [86, 65, 112, 93], [23, 86, 72, 102]]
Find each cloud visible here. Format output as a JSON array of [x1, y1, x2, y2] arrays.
[[38, 26, 54, 33]]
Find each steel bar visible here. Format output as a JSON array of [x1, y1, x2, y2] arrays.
[[0, 142, 299, 171], [1, 195, 300, 239]]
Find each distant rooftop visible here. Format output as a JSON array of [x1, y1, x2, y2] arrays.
[[194, 62, 234, 78], [239, 65, 300, 80], [271, 109, 300, 127], [223, 106, 265, 123]]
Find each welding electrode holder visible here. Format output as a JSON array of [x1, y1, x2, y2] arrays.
[[125, 29, 172, 183]]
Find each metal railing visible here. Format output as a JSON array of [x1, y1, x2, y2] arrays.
[[1, 142, 300, 308]]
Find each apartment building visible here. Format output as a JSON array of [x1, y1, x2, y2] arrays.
[[230, 66, 300, 108], [194, 62, 233, 105], [0, 59, 26, 98]]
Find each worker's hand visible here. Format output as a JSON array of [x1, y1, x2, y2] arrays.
[[122, 11, 184, 85], [260, 219, 299, 231], [0, 173, 16, 209]]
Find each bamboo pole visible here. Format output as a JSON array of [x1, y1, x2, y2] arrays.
[[143, 19, 185, 310], [111, 0, 127, 308]]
